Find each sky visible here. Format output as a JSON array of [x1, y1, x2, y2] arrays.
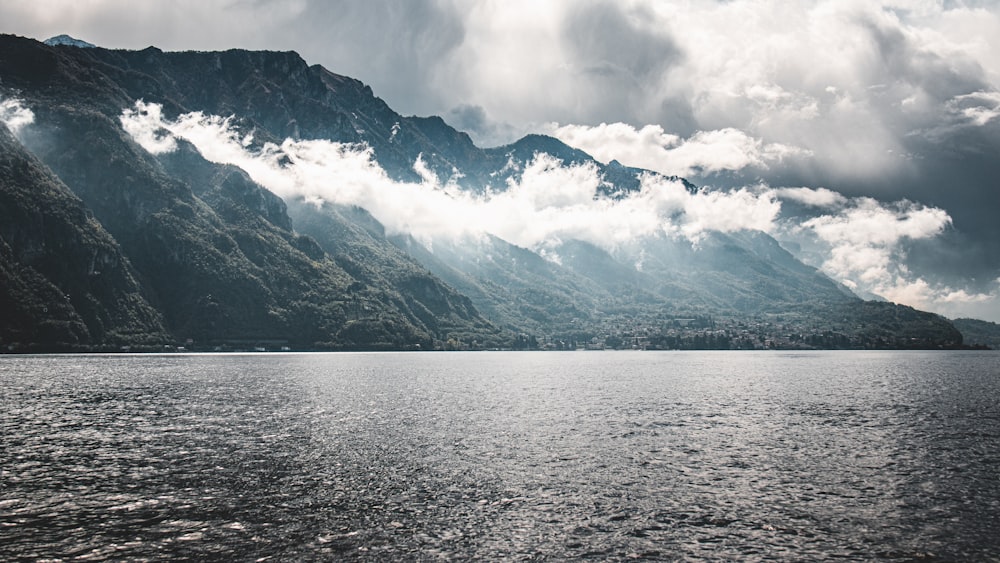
[[3, 0, 1000, 322]]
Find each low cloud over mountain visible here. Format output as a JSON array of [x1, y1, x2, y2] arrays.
[[0, 34, 978, 350], [4, 0, 998, 322]]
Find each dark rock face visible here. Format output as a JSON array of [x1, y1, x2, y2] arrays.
[[0, 123, 167, 350], [0, 34, 964, 350]]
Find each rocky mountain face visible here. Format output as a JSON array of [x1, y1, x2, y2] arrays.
[[0, 34, 965, 350], [0, 122, 167, 348]]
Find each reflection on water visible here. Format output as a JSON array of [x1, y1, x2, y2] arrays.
[[2, 351, 999, 560]]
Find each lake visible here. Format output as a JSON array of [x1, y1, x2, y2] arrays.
[[2, 351, 999, 561]]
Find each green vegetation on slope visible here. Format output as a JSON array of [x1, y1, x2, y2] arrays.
[[0, 123, 168, 350], [952, 318, 1000, 349]]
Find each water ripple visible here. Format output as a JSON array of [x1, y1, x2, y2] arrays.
[[2, 351, 999, 561]]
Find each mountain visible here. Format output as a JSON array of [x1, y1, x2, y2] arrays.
[[0, 34, 964, 350], [951, 318, 1000, 349], [279, 198, 498, 347], [42, 35, 96, 49], [0, 35, 503, 351], [0, 122, 167, 349]]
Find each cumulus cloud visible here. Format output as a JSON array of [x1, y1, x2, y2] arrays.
[[0, 97, 35, 136], [795, 198, 950, 292], [9, 2, 1000, 150], [119, 100, 1000, 319], [666, 129, 807, 176], [545, 122, 681, 169], [547, 122, 809, 177], [782, 197, 997, 315], [11, 3, 1000, 213], [802, 198, 949, 249]]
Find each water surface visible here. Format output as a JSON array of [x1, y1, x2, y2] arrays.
[[2, 351, 999, 560]]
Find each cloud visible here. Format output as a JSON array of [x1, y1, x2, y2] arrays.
[[120, 100, 783, 252], [673, 180, 780, 239], [119, 99, 1000, 319], [10, 0, 998, 319], [666, 129, 808, 176], [774, 187, 848, 208], [948, 90, 1000, 126], [875, 278, 999, 321], [120, 102, 177, 154], [0, 97, 35, 136], [547, 122, 808, 177], [555, 1, 685, 124], [782, 196, 998, 314], [11, 2, 1000, 196], [801, 198, 950, 250], [9, 2, 1000, 145], [545, 122, 681, 168]]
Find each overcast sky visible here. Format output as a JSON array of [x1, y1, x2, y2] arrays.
[[4, 0, 1000, 321]]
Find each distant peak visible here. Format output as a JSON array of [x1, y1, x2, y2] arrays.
[[43, 34, 96, 48]]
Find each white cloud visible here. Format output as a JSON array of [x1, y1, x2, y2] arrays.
[[545, 122, 680, 169], [948, 90, 1000, 126], [668, 128, 808, 175], [775, 187, 848, 208], [120, 101, 783, 253], [0, 98, 35, 136], [119, 101, 177, 154], [673, 180, 780, 239], [795, 197, 949, 291], [8, 1, 1000, 161], [801, 198, 950, 249], [744, 83, 821, 123], [876, 277, 998, 320], [547, 122, 808, 177], [509, 1, 1000, 189], [785, 197, 999, 314]]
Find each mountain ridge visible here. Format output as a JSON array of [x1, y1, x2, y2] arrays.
[[0, 35, 968, 350], [43, 35, 96, 49]]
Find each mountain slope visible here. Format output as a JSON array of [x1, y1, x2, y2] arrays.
[[0, 34, 965, 350], [25, 36, 675, 193], [0, 122, 168, 350], [0, 35, 500, 349], [952, 318, 1000, 349], [281, 198, 504, 348]]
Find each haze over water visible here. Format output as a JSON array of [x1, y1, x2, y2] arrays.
[[2, 351, 999, 560]]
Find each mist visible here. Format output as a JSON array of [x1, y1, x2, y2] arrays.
[[0, 97, 35, 136]]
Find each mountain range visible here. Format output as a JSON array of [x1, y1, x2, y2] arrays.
[[0, 34, 970, 351]]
